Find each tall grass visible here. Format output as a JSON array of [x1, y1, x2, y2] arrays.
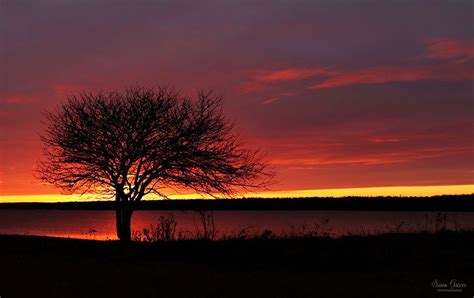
[[193, 211, 218, 240], [132, 213, 178, 242], [132, 211, 471, 242]]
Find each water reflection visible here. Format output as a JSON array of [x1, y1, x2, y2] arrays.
[[0, 210, 472, 240]]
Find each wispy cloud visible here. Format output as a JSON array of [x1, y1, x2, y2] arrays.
[[309, 62, 473, 89], [424, 38, 474, 60], [1, 95, 34, 104], [368, 138, 401, 143], [253, 67, 330, 82], [262, 97, 279, 105], [245, 38, 474, 91], [271, 146, 473, 167]]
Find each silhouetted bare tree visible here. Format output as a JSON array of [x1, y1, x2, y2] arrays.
[[37, 86, 272, 242]]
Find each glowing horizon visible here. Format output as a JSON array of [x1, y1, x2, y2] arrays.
[[1, 184, 472, 203]]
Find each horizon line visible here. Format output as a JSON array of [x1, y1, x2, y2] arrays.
[[1, 184, 473, 203]]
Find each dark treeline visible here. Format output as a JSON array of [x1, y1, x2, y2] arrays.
[[1, 194, 473, 211]]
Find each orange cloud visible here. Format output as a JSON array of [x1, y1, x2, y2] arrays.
[[270, 146, 473, 167], [271, 156, 408, 166], [254, 67, 330, 82]]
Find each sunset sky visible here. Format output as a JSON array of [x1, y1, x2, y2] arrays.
[[1, 1, 473, 201]]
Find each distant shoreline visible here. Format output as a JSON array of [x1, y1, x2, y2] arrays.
[[0, 194, 473, 211]]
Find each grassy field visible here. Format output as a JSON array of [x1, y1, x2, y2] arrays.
[[0, 231, 473, 298]]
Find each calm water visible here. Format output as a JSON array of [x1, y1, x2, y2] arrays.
[[0, 210, 473, 240]]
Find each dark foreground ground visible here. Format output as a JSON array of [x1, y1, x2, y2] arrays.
[[0, 232, 473, 298]]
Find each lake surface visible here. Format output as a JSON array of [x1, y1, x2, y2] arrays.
[[0, 210, 473, 240]]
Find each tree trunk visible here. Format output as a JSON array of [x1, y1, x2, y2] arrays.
[[120, 208, 132, 242], [115, 205, 124, 240], [115, 197, 134, 242]]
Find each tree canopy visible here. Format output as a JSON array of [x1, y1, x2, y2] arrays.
[[37, 86, 272, 241]]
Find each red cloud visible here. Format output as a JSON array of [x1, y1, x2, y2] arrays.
[[245, 38, 474, 91], [424, 38, 474, 60], [368, 138, 401, 143], [2, 95, 34, 104], [310, 62, 473, 89], [262, 97, 279, 105]]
